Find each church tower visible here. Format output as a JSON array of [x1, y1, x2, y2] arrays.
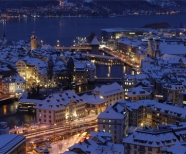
[[30, 31, 37, 51]]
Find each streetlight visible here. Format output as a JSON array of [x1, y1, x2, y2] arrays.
[[57, 40, 60, 47], [41, 40, 43, 46]]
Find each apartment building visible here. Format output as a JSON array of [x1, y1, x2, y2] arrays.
[[123, 126, 180, 154], [163, 83, 185, 104], [127, 86, 151, 102], [92, 82, 124, 105], [126, 100, 186, 128], [97, 100, 128, 143], [34, 90, 87, 125]]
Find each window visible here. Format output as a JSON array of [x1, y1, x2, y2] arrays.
[[103, 125, 105, 128], [109, 130, 111, 133], [109, 125, 111, 128], [103, 120, 105, 122], [114, 130, 116, 134], [109, 120, 111, 122], [44, 115, 46, 118], [39, 110, 41, 112], [49, 120, 51, 123], [44, 110, 46, 113], [49, 111, 51, 114], [148, 147, 152, 151], [44, 119, 46, 122], [134, 144, 137, 149], [49, 115, 51, 118]]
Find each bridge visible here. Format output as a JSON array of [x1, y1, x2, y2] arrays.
[[54, 46, 91, 51], [96, 77, 122, 82]]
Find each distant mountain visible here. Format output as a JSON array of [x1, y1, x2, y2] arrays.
[[0, 0, 59, 8], [1, 0, 186, 10]]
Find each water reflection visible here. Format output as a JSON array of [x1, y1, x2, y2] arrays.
[[3, 105, 7, 115]]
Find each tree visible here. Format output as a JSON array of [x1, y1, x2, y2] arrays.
[[47, 56, 54, 81], [66, 57, 74, 86]]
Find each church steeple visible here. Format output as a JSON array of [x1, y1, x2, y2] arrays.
[[30, 31, 37, 50]]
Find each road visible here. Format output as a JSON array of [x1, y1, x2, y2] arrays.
[[101, 47, 141, 72]]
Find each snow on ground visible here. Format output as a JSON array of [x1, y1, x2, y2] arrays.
[[51, 132, 87, 154]]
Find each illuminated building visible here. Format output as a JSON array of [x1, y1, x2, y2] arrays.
[[34, 90, 87, 124], [126, 100, 186, 128], [1, 74, 26, 96]]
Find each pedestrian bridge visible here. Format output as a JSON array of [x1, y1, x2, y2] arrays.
[[54, 46, 91, 51]]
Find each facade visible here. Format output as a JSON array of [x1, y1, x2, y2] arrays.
[[0, 134, 26, 154], [81, 93, 107, 116], [122, 74, 136, 98], [1, 74, 26, 95], [98, 101, 129, 143], [35, 90, 87, 125], [92, 82, 125, 105], [178, 91, 186, 106], [16, 57, 48, 88]]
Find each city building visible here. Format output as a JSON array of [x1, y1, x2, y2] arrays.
[[126, 99, 186, 128], [68, 131, 124, 154], [92, 82, 124, 105], [163, 83, 185, 104], [97, 100, 128, 143], [127, 86, 151, 101], [34, 90, 87, 125], [0, 134, 26, 154], [147, 36, 186, 58], [1, 74, 26, 96], [81, 92, 107, 116], [123, 126, 180, 154]]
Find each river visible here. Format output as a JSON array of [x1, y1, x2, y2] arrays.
[[0, 14, 185, 46]]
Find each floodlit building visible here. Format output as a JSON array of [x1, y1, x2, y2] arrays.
[[1, 74, 26, 95], [81, 93, 107, 116], [35, 90, 87, 124]]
